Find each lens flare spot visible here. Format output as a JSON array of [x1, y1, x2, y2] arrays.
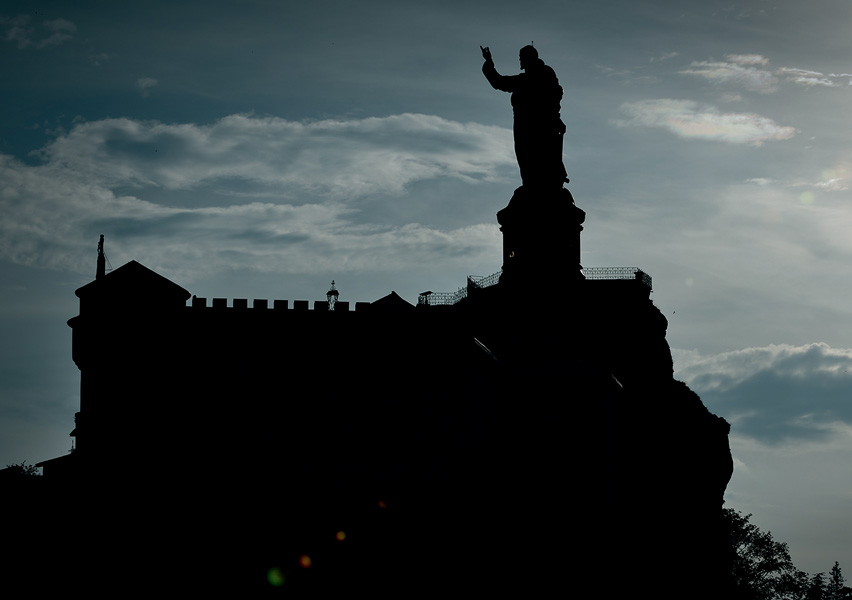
[[684, 278, 694, 287], [378, 500, 387, 509], [800, 191, 815, 205], [336, 530, 346, 541], [299, 555, 312, 569], [267, 567, 285, 587]]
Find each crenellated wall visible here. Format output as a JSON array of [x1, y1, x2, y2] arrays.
[[189, 296, 365, 313]]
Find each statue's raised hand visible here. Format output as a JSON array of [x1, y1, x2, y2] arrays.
[[480, 46, 492, 62]]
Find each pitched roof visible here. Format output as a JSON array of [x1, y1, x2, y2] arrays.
[[370, 291, 415, 312], [75, 260, 191, 303]]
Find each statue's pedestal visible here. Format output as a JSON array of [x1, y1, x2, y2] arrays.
[[496, 185, 585, 292]]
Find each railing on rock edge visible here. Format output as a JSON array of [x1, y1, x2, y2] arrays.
[[418, 267, 651, 306], [583, 267, 652, 290], [418, 272, 501, 306]]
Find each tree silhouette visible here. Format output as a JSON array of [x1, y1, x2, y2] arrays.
[[826, 562, 852, 600], [3, 461, 40, 477], [723, 508, 809, 599], [722, 509, 852, 600], [809, 573, 828, 600]]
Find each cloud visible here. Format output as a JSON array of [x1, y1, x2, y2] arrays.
[[593, 64, 635, 80], [771, 161, 852, 192], [0, 113, 512, 281], [37, 113, 514, 197], [726, 54, 769, 67], [777, 67, 839, 88], [814, 178, 848, 191], [674, 343, 852, 446], [681, 54, 852, 91], [90, 52, 110, 67], [650, 51, 679, 63], [680, 56, 778, 93], [1, 15, 76, 48], [38, 18, 76, 47], [2, 15, 33, 48], [615, 99, 797, 145], [135, 77, 158, 97]]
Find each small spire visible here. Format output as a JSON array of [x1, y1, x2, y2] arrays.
[[96, 234, 105, 280]]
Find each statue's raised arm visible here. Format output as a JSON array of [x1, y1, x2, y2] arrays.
[[481, 45, 521, 93]]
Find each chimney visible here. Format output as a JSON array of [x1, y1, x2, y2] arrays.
[[96, 235, 105, 280]]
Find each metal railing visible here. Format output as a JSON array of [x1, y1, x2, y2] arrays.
[[418, 271, 502, 306], [583, 267, 652, 290], [418, 267, 651, 307], [468, 272, 501, 289]]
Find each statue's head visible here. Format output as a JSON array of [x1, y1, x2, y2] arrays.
[[519, 45, 538, 70]]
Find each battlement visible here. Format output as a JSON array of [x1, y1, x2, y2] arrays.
[[188, 297, 369, 312]]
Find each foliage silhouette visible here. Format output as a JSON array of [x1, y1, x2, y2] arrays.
[[3, 461, 40, 477], [723, 508, 852, 600], [810, 573, 829, 600], [826, 562, 852, 600]]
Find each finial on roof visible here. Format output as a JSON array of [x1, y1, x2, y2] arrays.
[[96, 235, 106, 280]]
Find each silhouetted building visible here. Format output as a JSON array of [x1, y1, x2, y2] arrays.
[[12, 64, 733, 591], [12, 218, 732, 597]]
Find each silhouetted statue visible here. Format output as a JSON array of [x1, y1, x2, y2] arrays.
[[481, 45, 568, 189]]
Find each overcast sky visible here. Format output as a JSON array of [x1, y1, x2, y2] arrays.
[[3, 0, 852, 575]]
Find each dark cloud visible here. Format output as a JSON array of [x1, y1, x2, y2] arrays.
[[37, 113, 514, 196], [227, 230, 311, 246], [0, 113, 507, 282], [90, 213, 205, 239], [103, 128, 190, 165], [676, 343, 852, 445], [38, 18, 76, 48], [0, 14, 75, 49]]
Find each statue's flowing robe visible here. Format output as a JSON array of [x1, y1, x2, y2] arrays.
[[483, 59, 567, 188]]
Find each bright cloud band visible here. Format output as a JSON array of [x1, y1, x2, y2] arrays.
[[616, 99, 797, 146]]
